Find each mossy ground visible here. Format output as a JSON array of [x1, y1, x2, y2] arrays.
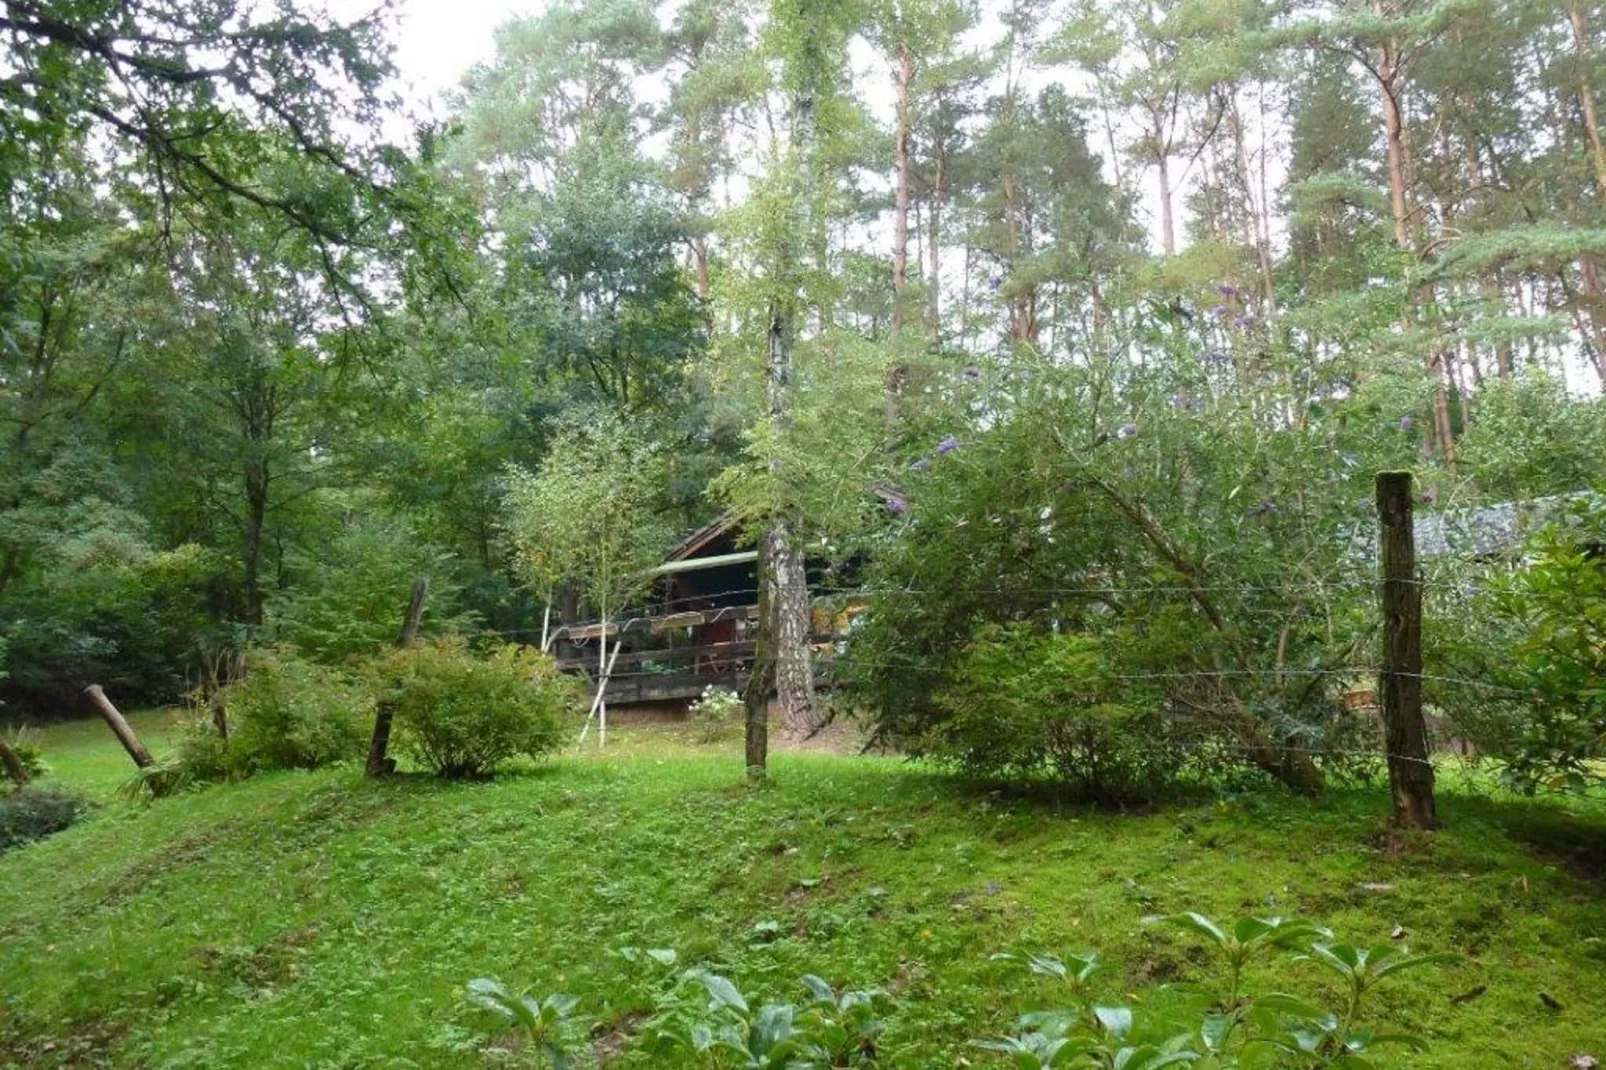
[[2, 711, 1603, 1068]]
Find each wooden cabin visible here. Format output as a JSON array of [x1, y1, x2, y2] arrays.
[[550, 513, 860, 707]]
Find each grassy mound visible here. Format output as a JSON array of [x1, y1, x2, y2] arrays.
[[1, 716, 1603, 1067]]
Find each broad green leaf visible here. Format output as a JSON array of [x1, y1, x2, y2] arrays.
[[1095, 1004, 1134, 1039], [699, 972, 749, 1013]]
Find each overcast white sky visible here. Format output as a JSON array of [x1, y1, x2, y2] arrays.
[[358, 0, 1600, 395], [385, 0, 514, 107]]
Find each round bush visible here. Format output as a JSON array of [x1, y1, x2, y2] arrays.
[[377, 639, 581, 778], [212, 648, 369, 775], [1, 785, 88, 851], [925, 624, 1186, 802]]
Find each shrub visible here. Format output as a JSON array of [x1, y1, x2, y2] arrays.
[[377, 639, 580, 778], [1437, 499, 1606, 794], [926, 624, 1186, 801], [3, 725, 48, 779], [209, 648, 368, 775], [0, 785, 88, 851], [173, 714, 239, 783], [688, 685, 742, 743]]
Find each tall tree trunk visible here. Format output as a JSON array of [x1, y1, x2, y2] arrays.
[[762, 31, 823, 737], [1571, 2, 1606, 197], [927, 154, 944, 345], [693, 236, 711, 304], [891, 44, 913, 333], [1156, 139, 1176, 256], [765, 302, 818, 732], [1374, 9, 1412, 249], [743, 542, 773, 777], [1373, 34, 1455, 457], [884, 44, 915, 437], [770, 521, 816, 734], [242, 458, 268, 628], [365, 577, 430, 777], [1229, 93, 1277, 316], [1568, 4, 1606, 385]]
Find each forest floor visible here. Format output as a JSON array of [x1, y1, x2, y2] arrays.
[[2, 712, 1604, 1068]]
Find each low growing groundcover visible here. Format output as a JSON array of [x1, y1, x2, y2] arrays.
[[1, 717, 1603, 1068]]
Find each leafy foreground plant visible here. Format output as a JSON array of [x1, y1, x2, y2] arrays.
[[974, 913, 1457, 1069], [467, 915, 1452, 1068], [467, 977, 586, 1069], [467, 959, 886, 1068], [639, 969, 886, 1068]]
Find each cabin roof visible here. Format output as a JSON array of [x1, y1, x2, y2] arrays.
[[1411, 491, 1598, 558], [663, 510, 742, 563]]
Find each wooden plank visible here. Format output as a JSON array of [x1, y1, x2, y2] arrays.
[[555, 604, 759, 642], [557, 640, 757, 672]]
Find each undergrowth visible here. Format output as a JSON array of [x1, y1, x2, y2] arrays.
[[0, 720, 1602, 1068]]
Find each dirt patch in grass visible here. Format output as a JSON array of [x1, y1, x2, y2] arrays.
[[592, 1010, 649, 1064], [1, 1015, 129, 1069]]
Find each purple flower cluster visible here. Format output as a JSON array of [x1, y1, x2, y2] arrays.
[[936, 434, 960, 455], [1398, 415, 1414, 432], [1116, 422, 1138, 440], [909, 457, 932, 472], [885, 493, 908, 516], [963, 365, 982, 382]]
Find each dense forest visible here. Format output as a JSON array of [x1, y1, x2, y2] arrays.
[[7, 2, 1606, 1066], [3, 0, 1604, 786]]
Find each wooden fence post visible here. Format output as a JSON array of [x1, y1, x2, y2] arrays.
[[84, 684, 154, 769], [1376, 472, 1438, 829], [365, 576, 428, 777]]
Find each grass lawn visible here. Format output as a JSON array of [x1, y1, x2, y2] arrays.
[[2, 717, 1604, 1068]]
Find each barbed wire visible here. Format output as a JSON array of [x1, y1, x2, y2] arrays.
[[522, 575, 1502, 637], [557, 655, 1533, 700]]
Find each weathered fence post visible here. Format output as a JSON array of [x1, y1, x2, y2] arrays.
[[1376, 472, 1438, 829], [0, 738, 30, 786], [365, 576, 428, 777], [84, 684, 154, 769]]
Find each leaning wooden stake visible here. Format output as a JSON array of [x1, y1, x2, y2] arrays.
[[0, 739, 30, 786], [84, 684, 153, 769], [1376, 472, 1438, 829], [366, 576, 429, 777]]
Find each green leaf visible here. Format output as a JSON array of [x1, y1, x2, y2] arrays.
[[1369, 952, 1459, 982], [1154, 912, 1229, 949], [699, 972, 749, 1013], [798, 974, 836, 1003], [1248, 992, 1328, 1020], [1095, 1004, 1134, 1039]]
